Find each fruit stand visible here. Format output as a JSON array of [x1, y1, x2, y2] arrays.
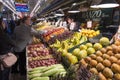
[[26, 23, 120, 80]]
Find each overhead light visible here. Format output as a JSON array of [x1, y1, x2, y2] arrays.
[[55, 9, 64, 16], [91, 0, 119, 8], [68, 4, 80, 13], [30, 0, 41, 17], [68, 10, 80, 13]]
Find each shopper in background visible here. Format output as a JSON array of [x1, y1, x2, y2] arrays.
[[0, 17, 16, 80], [67, 16, 80, 31], [9, 19, 16, 35], [13, 16, 39, 80]]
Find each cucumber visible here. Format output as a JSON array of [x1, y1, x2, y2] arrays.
[[31, 77, 49, 80]]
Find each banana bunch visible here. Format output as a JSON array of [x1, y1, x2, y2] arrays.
[[50, 40, 61, 48]]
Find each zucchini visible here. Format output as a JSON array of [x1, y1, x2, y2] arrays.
[[29, 66, 47, 72], [31, 77, 49, 80], [28, 73, 41, 79], [28, 70, 42, 75], [41, 68, 58, 77]]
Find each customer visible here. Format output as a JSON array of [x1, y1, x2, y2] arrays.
[[0, 17, 16, 80], [13, 16, 38, 80], [67, 16, 80, 31], [11, 19, 22, 75]]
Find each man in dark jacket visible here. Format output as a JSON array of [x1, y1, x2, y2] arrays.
[[12, 16, 39, 80], [0, 17, 16, 80]]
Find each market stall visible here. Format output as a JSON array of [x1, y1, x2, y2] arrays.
[[1, 0, 120, 80]]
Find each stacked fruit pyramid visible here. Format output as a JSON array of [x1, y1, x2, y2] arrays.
[[80, 40, 120, 80]]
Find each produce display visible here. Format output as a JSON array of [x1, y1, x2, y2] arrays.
[[27, 21, 120, 80], [27, 44, 58, 68], [80, 40, 120, 80], [81, 29, 100, 38], [50, 32, 87, 51], [42, 27, 65, 41], [55, 37, 110, 65], [48, 31, 73, 44], [28, 64, 67, 80]]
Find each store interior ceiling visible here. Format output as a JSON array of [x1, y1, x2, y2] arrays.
[[0, 0, 120, 17]]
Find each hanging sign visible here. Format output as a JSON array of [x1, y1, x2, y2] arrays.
[[15, 3, 29, 12], [81, 8, 113, 19]]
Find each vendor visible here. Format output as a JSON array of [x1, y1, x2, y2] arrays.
[[67, 16, 80, 31]]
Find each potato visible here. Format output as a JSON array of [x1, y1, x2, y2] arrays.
[[107, 78, 112, 80], [115, 40, 120, 46], [96, 63, 105, 71], [96, 51, 103, 56], [115, 54, 120, 59], [107, 50, 114, 56], [117, 60, 120, 65], [103, 67, 113, 78], [114, 73, 120, 80], [111, 63, 120, 73], [109, 56, 118, 63], [103, 59, 111, 67], [98, 72, 107, 80], [106, 46, 112, 51], [100, 48, 107, 53], [102, 54, 110, 59], [90, 60, 98, 67], [80, 59, 88, 66], [112, 44, 119, 53], [96, 56, 104, 63], [89, 68, 98, 75], [84, 57, 92, 63], [90, 54, 97, 60]]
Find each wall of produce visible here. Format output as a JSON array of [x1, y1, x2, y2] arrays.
[[26, 22, 120, 80]]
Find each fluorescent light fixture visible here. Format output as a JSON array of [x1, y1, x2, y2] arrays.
[[90, 0, 119, 8], [55, 13, 64, 16], [30, 0, 41, 16], [68, 10, 80, 13], [2, 2, 17, 14], [98, 3, 119, 8], [90, 5, 100, 8], [5, 1, 16, 11], [55, 9, 64, 16]]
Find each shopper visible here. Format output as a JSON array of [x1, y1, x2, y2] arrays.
[[13, 16, 39, 80], [67, 16, 80, 31], [11, 19, 22, 76], [0, 17, 16, 80]]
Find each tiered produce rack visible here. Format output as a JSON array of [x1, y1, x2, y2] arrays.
[[26, 24, 120, 80]]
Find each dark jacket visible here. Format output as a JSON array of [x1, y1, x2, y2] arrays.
[[0, 28, 16, 55], [13, 24, 32, 52], [13, 24, 39, 52]]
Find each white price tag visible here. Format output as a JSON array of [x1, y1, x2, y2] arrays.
[[87, 21, 92, 28]]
